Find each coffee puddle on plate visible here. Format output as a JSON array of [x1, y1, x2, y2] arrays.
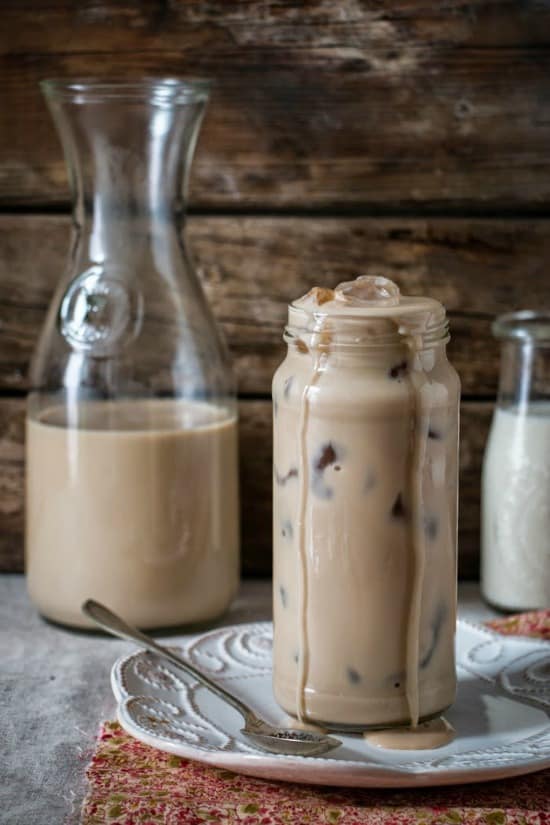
[[363, 717, 455, 750], [281, 714, 455, 751]]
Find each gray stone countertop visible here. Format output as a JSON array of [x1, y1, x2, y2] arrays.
[[1, 576, 498, 825]]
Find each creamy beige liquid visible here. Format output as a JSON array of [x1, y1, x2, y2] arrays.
[[280, 712, 455, 750], [273, 278, 459, 730], [363, 717, 455, 750], [295, 353, 324, 720], [26, 399, 239, 629]]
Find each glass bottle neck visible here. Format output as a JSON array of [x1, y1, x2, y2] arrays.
[[497, 340, 550, 410]]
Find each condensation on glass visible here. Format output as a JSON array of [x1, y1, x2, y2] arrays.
[[26, 79, 239, 628], [482, 311, 550, 611]]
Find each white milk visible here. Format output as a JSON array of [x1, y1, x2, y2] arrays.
[[482, 403, 550, 610]]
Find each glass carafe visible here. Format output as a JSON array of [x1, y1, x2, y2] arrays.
[[481, 311, 550, 611], [26, 79, 239, 629]]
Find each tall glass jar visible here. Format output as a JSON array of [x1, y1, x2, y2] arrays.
[[272, 276, 460, 730], [482, 311, 550, 611], [26, 79, 239, 629]]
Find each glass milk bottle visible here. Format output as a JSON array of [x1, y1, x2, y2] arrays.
[[272, 276, 460, 730], [26, 79, 239, 629], [482, 312, 550, 611]]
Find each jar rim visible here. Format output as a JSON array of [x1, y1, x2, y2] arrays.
[[286, 300, 449, 350], [40, 77, 211, 104], [492, 310, 550, 343]]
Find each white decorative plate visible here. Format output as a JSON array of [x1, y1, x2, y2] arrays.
[[111, 620, 550, 788]]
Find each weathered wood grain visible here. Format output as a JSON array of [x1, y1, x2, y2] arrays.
[[0, 397, 490, 578], [0, 214, 548, 396], [1, 1, 550, 207], [4, 1, 550, 54]]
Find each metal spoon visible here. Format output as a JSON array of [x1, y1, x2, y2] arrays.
[[82, 599, 341, 757]]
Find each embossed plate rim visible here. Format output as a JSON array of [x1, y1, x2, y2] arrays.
[[111, 619, 550, 788]]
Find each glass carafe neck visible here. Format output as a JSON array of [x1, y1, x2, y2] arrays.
[[43, 79, 210, 239]]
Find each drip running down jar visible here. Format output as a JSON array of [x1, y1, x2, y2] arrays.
[[272, 276, 460, 730]]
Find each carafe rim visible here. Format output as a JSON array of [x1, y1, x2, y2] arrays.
[[40, 77, 211, 104]]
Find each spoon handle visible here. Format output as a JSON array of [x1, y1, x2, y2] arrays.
[[82, 599, 253, 721]]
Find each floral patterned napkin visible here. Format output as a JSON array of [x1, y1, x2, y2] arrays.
[[486, 610, 550, 641], [80, 610, 550, 825]]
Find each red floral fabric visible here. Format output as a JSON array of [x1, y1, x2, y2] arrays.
[[80, 612, 550, 825], [486, 609, 550, 641]]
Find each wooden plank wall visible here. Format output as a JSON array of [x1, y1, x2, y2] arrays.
[[1, 1, 549, 577]]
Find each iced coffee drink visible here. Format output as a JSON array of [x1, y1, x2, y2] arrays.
[[26, 399, 239, 629], [272, 276, 460, 729]]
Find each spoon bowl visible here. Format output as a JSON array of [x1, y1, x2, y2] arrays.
[[242, 718, 341, 756]]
